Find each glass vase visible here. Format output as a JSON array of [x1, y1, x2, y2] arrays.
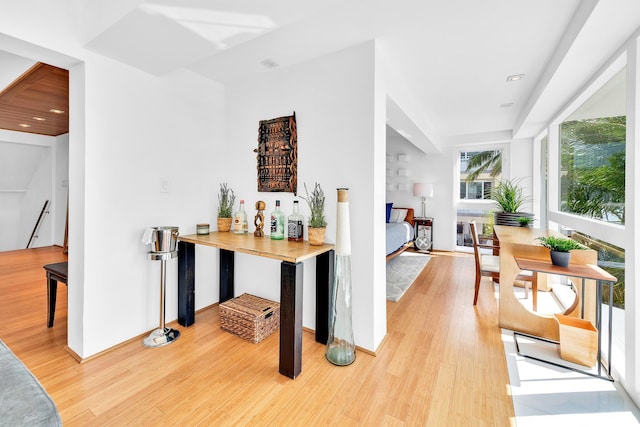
[[326, 188, 356, 366]]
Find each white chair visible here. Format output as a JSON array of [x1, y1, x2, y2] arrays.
[[470, 221, 537, 307]]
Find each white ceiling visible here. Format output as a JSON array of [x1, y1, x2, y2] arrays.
[[0, 51, 36, 91], [3, 0, 640, 151]]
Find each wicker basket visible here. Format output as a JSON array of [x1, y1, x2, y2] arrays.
[[219, 294, 280, 343]]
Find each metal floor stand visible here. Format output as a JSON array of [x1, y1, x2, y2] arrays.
[[513, 330, 613, 382], [143, 251, 180, 348]]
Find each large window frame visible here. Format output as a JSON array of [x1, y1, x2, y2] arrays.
[[542, 47, 636, 397], [547, 54, 627, 248]]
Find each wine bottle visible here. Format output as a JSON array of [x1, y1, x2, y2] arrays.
[[270, 200, 284, 240], [287, 200, 303, 241], [233, 200, 248, 234]]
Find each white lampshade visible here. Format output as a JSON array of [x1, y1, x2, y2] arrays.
[[413, 183, 434, 198]]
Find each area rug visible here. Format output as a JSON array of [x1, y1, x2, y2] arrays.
[[386, 253, 431, 302], [0, 339, 61, 426]]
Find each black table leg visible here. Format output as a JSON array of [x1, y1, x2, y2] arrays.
[[47, 275, 57, 328], [315, 250, 334, 344], [178, 241, 195, 327], [280, 261, 303, 379], [220, 249, 235, 303]]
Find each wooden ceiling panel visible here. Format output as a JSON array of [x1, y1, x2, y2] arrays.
[[0, 62, 69, 136]]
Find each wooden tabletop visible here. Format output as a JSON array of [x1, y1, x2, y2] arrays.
[[515, 257, 617, 282], [43, 261, 68, 277], [493, 225, 561, 244], [178, 232, 334, 263]]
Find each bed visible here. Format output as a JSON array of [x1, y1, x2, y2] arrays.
[[386, 206, 415, 260]]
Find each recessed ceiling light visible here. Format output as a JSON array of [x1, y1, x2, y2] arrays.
[[32, 116, 46, 121], [500, 102, 514, 108], [506, 74, 525, 82], [49, 108, 65, 114], [260, 59, 279, 69], [18, 123, 31, 128]]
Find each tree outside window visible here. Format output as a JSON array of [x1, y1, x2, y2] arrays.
[[560, 117, 626, 224], [457, 150, 502, 247]]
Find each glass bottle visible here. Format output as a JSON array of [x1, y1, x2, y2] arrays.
[[326, 188, 355, 365], [233, 200, 248, 234], [270, 200, 285, 240], [287, 200, 304, 241]]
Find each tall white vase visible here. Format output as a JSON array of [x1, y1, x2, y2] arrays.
[[325, 188, 356, 365]]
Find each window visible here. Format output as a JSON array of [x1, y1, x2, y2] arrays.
[[559, 68, 626, 224], [460, 181, 493, 200], [457, 149, 503, 248], [548, 59, 628, 380]]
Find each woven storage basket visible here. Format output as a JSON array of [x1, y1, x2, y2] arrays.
[[219, 293, 280, 343]]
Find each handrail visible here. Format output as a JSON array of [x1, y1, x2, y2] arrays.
[[26, 200, 49, 249]]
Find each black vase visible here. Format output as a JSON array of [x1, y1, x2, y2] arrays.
[[550, 250, 571, 267]]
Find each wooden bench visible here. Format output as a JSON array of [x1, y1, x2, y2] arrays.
[[43, 262, 68, 327]]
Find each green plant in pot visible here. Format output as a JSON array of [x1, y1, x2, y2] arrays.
[[518, 216, 533, 228], [490, 178, 533, 227], [300, 182, 326, 245], [217, 182, 235, 232], [536, 235, 586, 267]]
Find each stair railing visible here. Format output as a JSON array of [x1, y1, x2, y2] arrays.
[[26, 200, 49, 249]]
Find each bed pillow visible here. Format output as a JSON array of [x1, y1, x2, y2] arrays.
[[389, 208, 408, 223], [386, 203, 393, 223]]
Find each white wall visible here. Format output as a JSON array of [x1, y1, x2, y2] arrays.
[[0, 193, 21, 251], [1, 16, 226, 356], [224, 42, 384, 351], [19, 147, 53, 248], [509, 138, 535, 214], [75, 57, 225, 356], [0, 132, 60, 251], [53, 134, 69, 247]]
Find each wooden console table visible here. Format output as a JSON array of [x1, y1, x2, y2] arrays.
[[514, 257, 617, 380], [177, 232, 335, 379]]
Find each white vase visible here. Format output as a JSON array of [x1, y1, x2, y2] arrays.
[[325, 188, 356, 366]]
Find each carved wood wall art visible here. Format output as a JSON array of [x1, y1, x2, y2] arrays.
[[254, 112, 297, 194]]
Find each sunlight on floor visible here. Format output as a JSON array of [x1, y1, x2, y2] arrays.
[[502, 329, 640, 426]]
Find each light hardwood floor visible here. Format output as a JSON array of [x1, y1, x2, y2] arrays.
[[0, 246, 515, 426]]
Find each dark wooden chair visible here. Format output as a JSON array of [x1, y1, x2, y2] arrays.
[[43, 262, 68, 327], [470, 221, 536, 306]]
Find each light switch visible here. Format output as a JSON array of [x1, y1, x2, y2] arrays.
[[160, 178, 169, 193]]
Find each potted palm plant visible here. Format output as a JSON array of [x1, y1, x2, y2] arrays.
[[300, 182, 326, 245], [490, 178, 533, 227], [536, 235, 586, 267], [217, 182, 235, 232]]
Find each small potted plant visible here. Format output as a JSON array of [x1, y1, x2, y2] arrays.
[[518, 216, 533, 228], [536, 235, 586, 267], [217, 182, 235, 232], [300, 182, 326, 245]]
